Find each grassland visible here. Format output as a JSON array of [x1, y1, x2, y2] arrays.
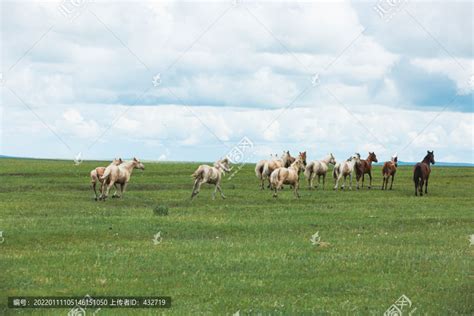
[[0, 158, 473, 315]]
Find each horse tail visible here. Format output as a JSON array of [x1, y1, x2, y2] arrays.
[[413, 164, 422, 182], [270, 169, 280, 188], [100, 167, 111, 181], [262, 162, 271, 179], [333, 164, 339, 179], [192, 166, 204, 180], [304, 161, 314, 179], [255, 161, 265, 179]]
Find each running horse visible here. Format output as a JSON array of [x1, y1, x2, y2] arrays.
[[413, 151, 435, 196]]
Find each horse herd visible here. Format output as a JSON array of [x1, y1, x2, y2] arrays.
[[89, 151, 436, 200]]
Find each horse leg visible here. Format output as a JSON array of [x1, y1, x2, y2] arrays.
[[356, 174, 360, 190], [381, 176, 385, 190], [368, 172, 372, 189], [103, 181, 115, 201], [112, 183, 120, 198], [334, 174, 340, 190], [349, 174, 353, 190], [216, 183, 226, 199], [308, 174, 313, 190], [191, 179, 201, 199], [322, 174, 325, 190], [425, 177, 429, 194], [212, 185, 217, 200], [414, 177, 418, 196], [92, 181, 98, 201], [120, 182, 128, 199], [419, 178, 424, 196], [342, 175, 347, 190], [390, 174, 395, 190]]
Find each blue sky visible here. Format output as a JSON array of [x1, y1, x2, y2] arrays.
[[1, 0, 473, 163]]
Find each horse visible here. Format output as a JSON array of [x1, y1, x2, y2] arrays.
[[99, 157, 145, 200], [381, 153, 398, 190], [304, 153, 336, 189], [355, 152, 378, 189], [413, 151, 435, 196], [258, 151, 292, 189], [270, 158, 306, 198], [256, 152, 285, 190], [333, 154, 360, 190], [90, 158, 123, 201], [191, 158, 231, 200]]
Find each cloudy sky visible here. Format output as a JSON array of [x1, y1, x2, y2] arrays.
[[1, 0, 473, 163]]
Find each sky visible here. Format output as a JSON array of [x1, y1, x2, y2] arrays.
[[1, 0, 473, 164]]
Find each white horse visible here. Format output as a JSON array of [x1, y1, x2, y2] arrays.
[[100, 157, 145, 200], [304, 153, 336, 189], [191, 158, 231, 200], [90, 158, 122, 200], [333, 154, 360, 190], [270, 158, 306, 198], [255, 151, 290, 189]]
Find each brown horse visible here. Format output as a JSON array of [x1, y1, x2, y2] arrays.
[[381, 153, 398, 190], [413, 151, 435, 196], [355, 152, 378, 189]]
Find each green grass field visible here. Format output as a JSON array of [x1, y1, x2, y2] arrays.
[[1, 158, 473, 315]]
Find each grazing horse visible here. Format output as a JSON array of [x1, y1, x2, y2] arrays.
[[90, 158, 123, 200], [355, 152, 378, 189], [381, 153, 398, 190], [191, 158, 231, 200], [333, 154, 360, 190], [100, 158, 145, 200], [304, 153, 336, 189], [270, 158, 306, 198], [413, 151, 435, 196], [259, 151, 292, 189]]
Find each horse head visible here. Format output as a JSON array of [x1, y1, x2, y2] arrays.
[[215, 158, 231, 173], [133, 157, 145, 170], [291, 158, 305, 173], [368, 152, 378, 163], [426, 150, 435, 165], [298, 151, 307, 168], [328, 153, 336, 165]]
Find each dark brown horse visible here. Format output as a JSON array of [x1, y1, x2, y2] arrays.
[[355, 152, 378, 189], [413, 151, 435, 196], [381, 153, 398, 190]]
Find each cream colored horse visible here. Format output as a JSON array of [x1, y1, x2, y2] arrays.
[[100, 157, 145, 200], [191, 158, 231, 200], [259, 151, 291, 189], [270, 158, 306, 198], [90, 158, 123, 200], [255, 152, 286, 189], [304, 153, 336, 190], [333, 154, 360, 190]]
